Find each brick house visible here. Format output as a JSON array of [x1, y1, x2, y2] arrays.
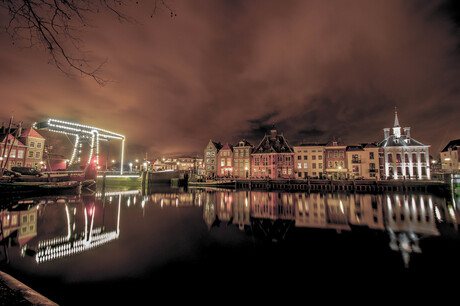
[[325, 138, 348, 179], [217, 144, 233, 177], [19, 128, 46, 169], [233, 140, 253, 178], [204, 139, 222, 179], [0, 134, 27, 169], [251, 127, 294, 179]]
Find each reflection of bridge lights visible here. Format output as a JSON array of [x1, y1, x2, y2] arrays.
[[35, 230, 119, 264]]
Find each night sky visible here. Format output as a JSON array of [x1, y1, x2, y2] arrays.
[[1, 0, 459, 159]]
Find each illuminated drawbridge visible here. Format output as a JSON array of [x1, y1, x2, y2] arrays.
[[34, 119, 125, 174]]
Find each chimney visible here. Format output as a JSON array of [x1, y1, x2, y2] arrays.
[[270, 126, 277, 140], [404, 127, 410, 138], [383, 128, 390, 139]]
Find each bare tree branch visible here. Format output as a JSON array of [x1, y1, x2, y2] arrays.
[[0, 0, 176, 85]]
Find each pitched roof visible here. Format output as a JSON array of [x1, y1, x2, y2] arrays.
[[235, 139, 253, 147], [253, 132, 293, 154], [326, 138, 346, 147], [220, 143, 233, 151], [0, 134, 26, 146], [379, 135, 426, 147], [20, 128, 45, 139], [441, 139, 460, 152], [346, 145, 364, 151]]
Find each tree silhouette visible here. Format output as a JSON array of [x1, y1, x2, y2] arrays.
[[1, 0, 175, 85]]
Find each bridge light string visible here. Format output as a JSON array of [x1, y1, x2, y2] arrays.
[[37, 119, 125, 174]]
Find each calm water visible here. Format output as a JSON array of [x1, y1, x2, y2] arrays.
[[1, 186, 460, 304]]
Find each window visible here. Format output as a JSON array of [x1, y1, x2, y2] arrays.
[[263, 157, 268, 166], [304, 163, 308, 169], [369, 152, 374, 159], [10, 149, 16, 158], [36, 142, 42, 149], [297, 163, 302, 169], [421, 153, 426, 163], [226, 158, 231, 166], [286, 156, 291, 163], [405, 154, 409, 163], [35, 152, 40, 158], [312, 155, 316, 160], [297, 155, 302, 160], [254, 157, 259, 165], [339, 151, 344, 158], [22, 215, 28, 223], [28, 151, 34, 158], [303, 155, 308, 160], [318, 163, 322, 169], [396, 154, 401, 163], [387, 153, 393, 163], [221, 160, 225, 167], [2, 216, 9, 227], [30, 141, 35, 148], [412, 153, 417, 163]]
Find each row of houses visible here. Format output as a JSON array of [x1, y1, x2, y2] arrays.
[[204, 112, 437, 181]]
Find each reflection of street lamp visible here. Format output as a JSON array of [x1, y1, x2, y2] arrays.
[[245, 166, 248, 178], [129, 162, 133, 172]]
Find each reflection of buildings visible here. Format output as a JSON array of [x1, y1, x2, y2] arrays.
[[383, 193, 440, 267], [200, 189, 454, 267], [0, 201, 38, 247]]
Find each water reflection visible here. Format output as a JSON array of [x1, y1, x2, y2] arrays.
[[199, 189, 460, 267], [1, 188, 459, 270]]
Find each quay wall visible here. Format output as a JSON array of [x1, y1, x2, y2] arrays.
[[235, 178, 450, 194]]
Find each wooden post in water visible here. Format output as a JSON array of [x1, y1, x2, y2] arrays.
[[102, 172, 106, 192]]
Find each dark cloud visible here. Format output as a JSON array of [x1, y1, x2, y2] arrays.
[[1, 0, 459, 158]]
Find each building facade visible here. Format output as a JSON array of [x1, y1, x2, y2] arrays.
[[346, 143, 380, 179], [204, 140, 222, 178], [233, 140, 253, 178], [19, 128, 45, 169], [251, 127, 294, 179], [293, 144, 326, 179], [325, 139, 347, 179], [217, 144, 233, 177], [0, 134, 27, 170], [440, 139, 460, 173], [379, 111, 430, 180]]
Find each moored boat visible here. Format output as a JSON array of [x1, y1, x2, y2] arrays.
[[188, 180, 236, 188], [0, 180, 81, 196]]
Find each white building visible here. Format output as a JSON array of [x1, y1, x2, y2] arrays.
[[379, 111, 430, 180]]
